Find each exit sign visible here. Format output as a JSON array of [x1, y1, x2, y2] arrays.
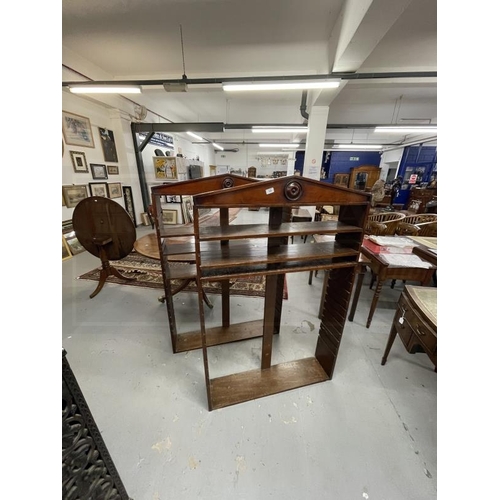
[[350, 156, 359, 161]]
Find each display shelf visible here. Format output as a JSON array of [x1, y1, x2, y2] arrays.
[[191, 176, 371, 410], [150, 174, 260, 353]]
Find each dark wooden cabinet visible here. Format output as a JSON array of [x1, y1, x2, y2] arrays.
[[382, 285, 437, 368], [191, 176, 371, 410], [407, 187, 437, 213], [334, 173, 349, 187], [348, 165, 381, 191]]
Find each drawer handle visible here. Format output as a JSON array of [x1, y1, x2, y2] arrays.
[[415, 325, 426, 336]]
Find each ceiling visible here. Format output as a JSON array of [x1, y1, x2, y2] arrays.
[[62, 0, 437, 153]]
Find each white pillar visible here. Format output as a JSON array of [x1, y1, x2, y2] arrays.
[[302, 106, 329, 181]]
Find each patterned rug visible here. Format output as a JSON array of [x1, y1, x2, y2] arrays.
[[77, 252, 288, 299]]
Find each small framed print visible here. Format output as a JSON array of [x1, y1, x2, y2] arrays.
[[89, 182, 108, 198], [161, 209, 178, 225], [90, 163, 108, 180], [62, 110, 95, 148], [70, 151, 89, 173], [62, 184, 88, 208], [123, 185, 137, 226], [107, 182, 122, 199], [62, 236, 72, 261], [166, 195, 181, 203], [181, 195, 194, 224], [107, 165, 119, 175]]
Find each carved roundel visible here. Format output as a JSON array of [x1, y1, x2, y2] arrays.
[[222, 177, 234, 188], [284, 180, 303, 201]]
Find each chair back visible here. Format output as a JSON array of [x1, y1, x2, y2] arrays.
[[402, 213, 437, 225], [415, 221, 437, 237], [366, 212, 406, 235]]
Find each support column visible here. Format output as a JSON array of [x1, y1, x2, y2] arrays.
[[302, 106, 329, 218]]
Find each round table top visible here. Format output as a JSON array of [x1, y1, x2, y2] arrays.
[[72, 197, 136, 260], [134, 233, 197, 263]]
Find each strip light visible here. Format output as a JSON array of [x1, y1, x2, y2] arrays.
[[223, 81, 340, 91], [252, 127, 308, 133], [374, 126, 437, 133], [69, 85, 142, 94], [335, 144, 383, 149], [187, 131, 206, 142], [213, 143, 224, 151], [259, 143, 300, 148]]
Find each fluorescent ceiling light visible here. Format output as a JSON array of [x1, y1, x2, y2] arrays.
[[69, 85, 142, 94], [213, 143, 224, 151], [335, 144, 383, 149], [374, 126, 437, 133], [252, 127, 308, 133], [187, 131, 206, 142], [259, 143, 300, 148], [223, 81, 340, 91]]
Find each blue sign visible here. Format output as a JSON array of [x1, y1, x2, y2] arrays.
[[138, 132, 174, 148]]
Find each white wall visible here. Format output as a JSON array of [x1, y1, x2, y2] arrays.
[[379, 148, 404, 181], [215, 147, 294, 177], [62, 92, 216, 224]]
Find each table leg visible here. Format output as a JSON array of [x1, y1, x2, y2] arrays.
[[366, 278, 385, 328], [348, 265, 366, 322], [381, 323, 398, 365]]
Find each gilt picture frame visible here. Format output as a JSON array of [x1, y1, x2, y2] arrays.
[[107, 182, 122, 199], [161, 209, 178, 225], [62, 110, 95, 148], [70, 150, 89, 173], [62, 184, 88, 208]]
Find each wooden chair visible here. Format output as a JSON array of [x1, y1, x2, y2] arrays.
[[365, 221, 389, 236], [402, 213, 437, 225], [365, 212, 406, 235], [395, 222, 420, 236], [415, 220, 437, 237]]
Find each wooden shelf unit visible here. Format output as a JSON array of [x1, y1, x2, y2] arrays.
[[150, 174, 259, 353], [192, 176, 371, 410]]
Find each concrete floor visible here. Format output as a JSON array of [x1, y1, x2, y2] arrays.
[[62, 209, 437, 500]]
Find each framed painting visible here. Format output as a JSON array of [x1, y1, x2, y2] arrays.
[[89, 182, 108, 198], [161, 209, 178, 225], [63, 230, 85, 255], [99, 127, 119, 163], [165, 195, 181, 203], [62, 184, 88, 208], [153, 156, 178, 180], [181, 195, 194, 224], [70, 150, 89, 173], [62, 110, 95, 148], [107, 165, 119, 175], [62, 236, 72, 261], [90, 163, 108, 180], [123, 185, 137, 226], [107, 182, 122, 199]]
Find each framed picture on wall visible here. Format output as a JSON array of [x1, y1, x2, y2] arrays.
[[89, 182, 108, 198], [70, 150, 89, 173], [122, 185, 137, 226], [62, 110, 95, 148], [107, 165, 119, 175], [161, 209, 178, 225], [98, 127, 119, 163], [62, 184, 88, 208], [90, 163, 108, 180], [107, 182, 122, 199], [165, 195, 181, 203]]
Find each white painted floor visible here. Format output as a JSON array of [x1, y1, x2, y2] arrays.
[[62, 209, 437, 500]]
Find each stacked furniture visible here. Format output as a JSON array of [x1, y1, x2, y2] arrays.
[[190, 176, 371, 410]]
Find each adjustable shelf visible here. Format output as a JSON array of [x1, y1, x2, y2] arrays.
[[192, 175, 371, 410], [150, 174, 260, 353]]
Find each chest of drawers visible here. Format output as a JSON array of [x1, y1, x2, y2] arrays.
[[382, 285, 437, 368]]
